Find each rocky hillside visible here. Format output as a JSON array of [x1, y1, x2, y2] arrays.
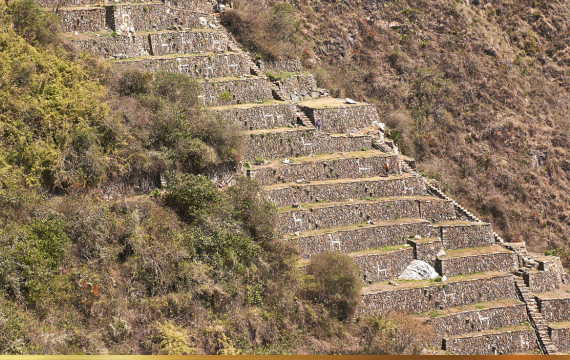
[[224, 0, 570, 257]]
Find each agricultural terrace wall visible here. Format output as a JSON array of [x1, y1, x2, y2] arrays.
[[430, 304, 528, 346], [292, 221, 434, 259], [443, 328, 537, 355], [37, 0, 101, 8], [275, 74, 317, 101], [361, 275, 517, 315], [435, 223, 494, 250], [245, 132, 372, 162], [107, 4, 209, 32], [353, 248, 414, 283], [249, 154, 398, 186], [258, 59, 302, 73], [114, 53, 251, 79], [265, 176, 427, 208], [209, 103, 297, 130], [408, 238, 444, 268], [435, 252, 518, 277], [58, 8, 106, 33], [163, 0, 216, 12], [536, 296, 570, 322], [305, 104, 380, 134], [71, 30, 230, 59], [198, 78, 273, 106], [277, 199, 454, 234], [549, 327, 570, 353], [524, 271, 561, 294]]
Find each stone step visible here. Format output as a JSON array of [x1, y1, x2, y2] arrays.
[[285, 218, 433, 259], [298, 98, 380, 134], [112, 52, 253, 79], [264, 174, 427, 208], [277, 196, 455, 234], [246, 150, 399, 186], [197, 76, 273, 107], [435, 245, 518, 277], [68, 29, 231, 60], [244, 128, 374, 162]]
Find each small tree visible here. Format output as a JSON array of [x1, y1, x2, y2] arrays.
[[301, 251, 362, 320], [219, 91, 232, 108]]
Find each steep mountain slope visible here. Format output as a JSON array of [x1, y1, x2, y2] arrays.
[[224, 0, 570, 256]]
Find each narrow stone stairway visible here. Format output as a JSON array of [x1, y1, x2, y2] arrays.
[[514, 275, 559, 355]]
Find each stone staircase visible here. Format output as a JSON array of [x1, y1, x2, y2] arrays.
[[47, 0, 570, 354], [514, 275, 559, 355]]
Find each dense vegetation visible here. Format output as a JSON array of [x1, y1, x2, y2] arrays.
[[222, 0, 570, 264], [0, 1, 431, 354]]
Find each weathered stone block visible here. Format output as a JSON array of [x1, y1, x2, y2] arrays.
[[435, 223, 494, 250], [536, 295, 570, 322], [302, 103, 380, 134], [408, 238, 444, 268], [549, 326, 570, 353], [57, 7, 107, 33], [209, 103, 297, 131], [524, 271, 561, 294], [257, 59, 302, 74]]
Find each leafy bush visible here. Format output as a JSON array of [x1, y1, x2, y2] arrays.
[[301, 252, 362, 320], [6, 0, 60, 48]]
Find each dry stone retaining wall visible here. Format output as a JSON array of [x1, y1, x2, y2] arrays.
[[163, 0, 215, 12], [266, 176, 427, 208], [245, 132, 372, 162], [421, 201, 456, 223], [305, 104, 380, 134], [292, 221, 434, 259], [443, 328, 537, 355], [199, 78, 273, 106], [72, 31, 231, 59], [114, 53, 251, 79], [58, 8, 106, 33], [524, 271, 561, 294], [549, 327, 570, 353], [353, 248, 414, 283], [361, 275, 517, 315], [37, 0, 102, 7], [107, 4, 209, 32], [431, 304, 528, 346], [436, 252, 518, 277], [408, 238, 444, 268], [278, 199, 454, 234], [209, 103, 296, 130], [258, 59, 302, 73], [436, 223, 494, 250], [536, 296, 570, 322], [249, 154, 398, 186], [276, 74, 317, 101]]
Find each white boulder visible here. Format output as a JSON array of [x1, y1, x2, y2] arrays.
[[398, 260, 439, 280]]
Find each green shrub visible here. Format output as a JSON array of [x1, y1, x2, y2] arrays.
[[7, 0, 61, 48], [545, 250, 553, 256], [301, 252, 362, 320], [163, 171, 221, 222]]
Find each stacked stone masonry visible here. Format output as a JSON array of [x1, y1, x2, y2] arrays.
[[524, 271, 561, 294], [443, 328, 537, 355], [245, 132, 373, 162], [258, 59, 302, 74], [58, 8, 106, 33], [536, 296, 570, 322], [435, 252, 518, 277], [198, 78, 273, 106], [162, 0, 215, 12], [292, 221, 434, 259], [209, 103, 297, 130], [40, 0, 215, 9], [361, 275, 517, 315], [275, 74, 318, 101], [265, 176, 427, 208], [249, 154, 399, 186], [304, 104, 380, 134], [408, 238, 444, 268], [106, 4, 208, 32], [38, 0, 103, 7], [549, 327, 570, 353], [353, 247, 414, 283], [430, 304, 528, 347], [435, 223, 494, 250], [71, 30, 231, 59], [277, 198, 455, 234], [115, 53, 251, 79]]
